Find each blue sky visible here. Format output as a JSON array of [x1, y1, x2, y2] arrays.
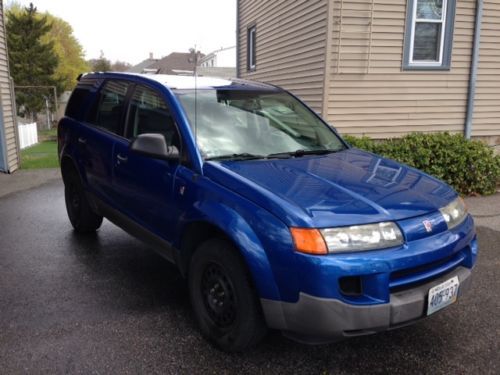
[[11, 0, 236, 64]]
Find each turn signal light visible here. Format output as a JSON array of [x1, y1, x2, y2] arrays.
[[290, 228, 328, 255]]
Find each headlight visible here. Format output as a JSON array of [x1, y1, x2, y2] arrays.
[[320, 222, 404, 253], [291, 222, 404, 255], [439, 197, 467, 229]]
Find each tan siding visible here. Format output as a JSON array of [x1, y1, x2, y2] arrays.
[[237, 0, 499, 140], [326, 0, 475, 139], [0, 3, 19, 172], [473, 0, 500, 137], [238, 0, 328, 112]]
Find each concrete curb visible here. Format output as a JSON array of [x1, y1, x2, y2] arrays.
[[0, 168, 61, 199]]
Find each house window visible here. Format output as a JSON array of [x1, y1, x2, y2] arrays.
[[403, 0, 456, 70], [247, 25, 256, 71]]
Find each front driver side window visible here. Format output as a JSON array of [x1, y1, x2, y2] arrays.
[[126, 85, 180, 149]]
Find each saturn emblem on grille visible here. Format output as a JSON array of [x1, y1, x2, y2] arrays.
[[423, 220, 433, 233]]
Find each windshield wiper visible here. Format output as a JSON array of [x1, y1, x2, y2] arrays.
[[267, 149, 341, 159], [206, 149, 341, 161], [205, 153, 267, 161]]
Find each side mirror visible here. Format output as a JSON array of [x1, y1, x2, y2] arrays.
[[130, 133, 179, 160]]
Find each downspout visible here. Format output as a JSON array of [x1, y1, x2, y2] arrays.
[[0, 94, 7, 173], [236, 0, 240, 78], [321, 0, 334, 118], [465, 0, 484, 139]]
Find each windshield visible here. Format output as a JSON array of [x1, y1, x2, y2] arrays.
[[174, 89, 346, 160]]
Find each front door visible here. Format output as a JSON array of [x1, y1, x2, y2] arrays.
[[112, 84, 181, 243]]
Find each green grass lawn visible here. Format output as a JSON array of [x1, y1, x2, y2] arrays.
[[20, 140, 58, 169], [38, 128, 57, 142]]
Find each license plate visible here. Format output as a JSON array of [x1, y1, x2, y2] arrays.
[[427, 276, 460, 315]]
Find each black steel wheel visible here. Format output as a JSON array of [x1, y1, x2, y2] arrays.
[[189, 238, 267, 352], [64, 169, 103, 233], [201, 262, 237, 329]]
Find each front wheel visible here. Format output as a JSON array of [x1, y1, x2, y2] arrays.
[[64, 170, 103, 233], [188, 238, 267, 352]]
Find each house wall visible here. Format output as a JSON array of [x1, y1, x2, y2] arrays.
[[237, 0, 328, 112], [326, 0, 476, 139], [0, 2, 19, 172], [237, 0, 498, 141], [473, 0, 500, 142]]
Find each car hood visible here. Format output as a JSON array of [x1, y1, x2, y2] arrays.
[[203, 148, 456, 228]]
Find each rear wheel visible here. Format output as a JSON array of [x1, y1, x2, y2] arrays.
[[188, 238, 267, 352], [64, 169, 103, 233]]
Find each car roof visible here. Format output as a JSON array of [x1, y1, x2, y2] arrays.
[[81, 72, 280, 91]]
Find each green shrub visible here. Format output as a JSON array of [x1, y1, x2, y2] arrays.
[[344, 133, 500, 196]]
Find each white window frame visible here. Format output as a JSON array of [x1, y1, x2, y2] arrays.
[[403, 0, 456, 71], [247, 25, 256, 71], [409, 0, 448, 66]]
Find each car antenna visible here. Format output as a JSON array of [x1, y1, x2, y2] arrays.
[[189, 45, 198, 145]]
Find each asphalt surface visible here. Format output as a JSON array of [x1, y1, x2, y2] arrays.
[[0, 179, 499, 374]]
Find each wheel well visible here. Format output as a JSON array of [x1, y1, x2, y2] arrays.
[[179, 221, 236, 277], [60, 156, 79, 185]]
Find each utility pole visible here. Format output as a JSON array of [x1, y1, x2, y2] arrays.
[[188, 47, 200, 77]]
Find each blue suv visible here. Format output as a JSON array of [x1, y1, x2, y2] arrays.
[[58, 73, 477, 351]]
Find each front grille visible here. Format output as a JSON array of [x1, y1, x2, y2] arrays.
[[389, 249, 466, 292]]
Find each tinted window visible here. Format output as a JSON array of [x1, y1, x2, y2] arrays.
[[65, 79, 100, 121], [66, 88, 90, 120], [126, 85, 179, 148], [90, 80, 129, 135]]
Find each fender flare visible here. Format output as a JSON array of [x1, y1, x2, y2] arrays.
[[179, 200, 284, 302]]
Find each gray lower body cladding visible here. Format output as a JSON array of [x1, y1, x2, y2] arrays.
[[261, 266, 472, 344]]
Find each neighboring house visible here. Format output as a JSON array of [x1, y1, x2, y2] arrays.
[[199, 46, 236, 68], [198, 46, 237, 79], [128, 49, 236, 79], [127, 53, 159, 73], [197, 66, 236, 79], [237, 0, 500, 147], [0, 1, 19, 173], [147, 52, 203, 75]]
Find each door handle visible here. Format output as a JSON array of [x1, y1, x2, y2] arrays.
[[116, 154, 128, 163], [78, 137, 87, 145]]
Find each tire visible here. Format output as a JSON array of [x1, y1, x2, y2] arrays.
[[188, 238, 267, 352], [64, 169, 103, 233]]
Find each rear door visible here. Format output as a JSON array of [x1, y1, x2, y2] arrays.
[[78, 80, 131, 206], [112, 84, 182, 241]]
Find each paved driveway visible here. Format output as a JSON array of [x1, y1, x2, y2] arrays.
[[0, 179, 499, 374]]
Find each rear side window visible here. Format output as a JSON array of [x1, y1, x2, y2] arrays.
[[89, 80, 130, 135], [66, 88, 89, 120], [65, 79, 101, 121], [126, 85, 179, 148]]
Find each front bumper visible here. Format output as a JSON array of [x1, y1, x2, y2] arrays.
[[261, 266, 472, 344]]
